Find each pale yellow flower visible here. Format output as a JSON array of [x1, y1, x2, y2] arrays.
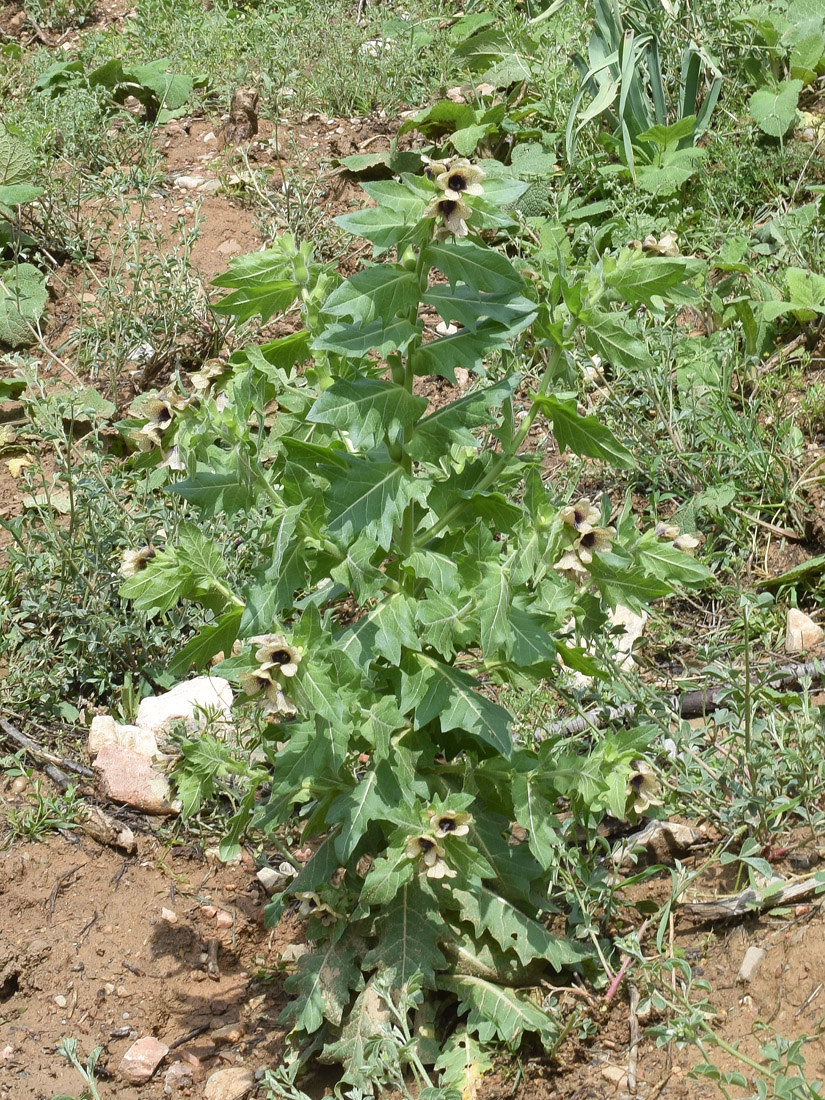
[[424, 195, 472, 239], [561, 498, 601, 531], [405, 833, 456, 879], [139, 397, 174, 448], [575, 525, 616, 565], [120, 546, 155, 578], [434, 158, 485, 201], [553, 549, 588, 580], [295, 891, 339, 925], [673, 533, 700, 555], [655, 521, 681, 541], [250, 634, 302, 677], [428, 809, 472, 839], [627, 760, 662, 815]]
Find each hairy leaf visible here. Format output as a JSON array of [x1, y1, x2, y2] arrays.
[[439, 975, 557, 1046], [282, 933, 365, 1032], [308, 377, 427, 451], [323, 457, 430, 550], [362, 880, 448, 986], [533, 394, 634, 468]]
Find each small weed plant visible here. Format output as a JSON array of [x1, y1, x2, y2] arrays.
[[120, 152, 710, 1083]]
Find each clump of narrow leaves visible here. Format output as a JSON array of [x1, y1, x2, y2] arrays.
[[120, 155, 710, 1085]]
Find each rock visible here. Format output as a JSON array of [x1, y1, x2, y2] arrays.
[[89, 715, 161, 759], [737, 945, 766, 983], [214, 909, 234, 929], [204, 1066, 255, 1100], [785, 608, 824, 653], [118, 1036, 169, 1084], [94, 744, 179, 815], [601, 1064, 628, 1087], [256, 863, 296, 895], [216, 238, 242, 255], [136, 676, 233, 735], [54, 994, 67, 1008], [164, 1061, 195, 1091], [210, 1021, 245, 1045], [174, 174, 207, 191], [161, 908, 178, 923]]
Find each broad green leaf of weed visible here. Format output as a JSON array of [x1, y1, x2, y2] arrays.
[[439, 974, 557, 1046], [308, 376, 427, 451], [749, 80, 803, 136], [435, 1029, 493, 1098], [167, 607, 243, 678], [582, 309, 657, 372], [406, 377, 517, 463], [411, 323, 516, 383], [336, 592, 421, 670], [362, 880, 448, 987], [359, 848, 415, 907], [327, 760, 404, 861], [312, 317, 420, 357], [511, 772, 563, 870], [424, 238, 523, 294], [322, 457, 430, 550], [441, 884, 584, 969], [322, 266, 421, 325], [415, 592, 462, 660], [410, 654, 513, 758], [0, 263, 47, 348], [330, 536, 386, 602], [533, 393, 634, 468], [282, 932, 365, 1032]]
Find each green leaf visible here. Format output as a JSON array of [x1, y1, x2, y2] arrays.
[[413, 655, 513, 758], [167, 608, 243, 677], [362, 880, 448, 986], [406, 377, 518, 462], [240, 505, 307, 634], [635, 536, 712, 587], [511, 772, 563, 870], [312, 317, 420, 357], [439, 975, 558, 1045], [0, 183, 42, 205], [308, 376, 427, 451], [290, 651, 348, 725], [336, 592, 421, 669], [405, 550, 460, 595], [477, 562, 512, 655], [168, 469, 255, 516], [584, 309, 656, 372], [587, 554, 672, 612], [435, 1030, 493, 1098], [604, 256, 705, 308], [323, 457, 430, 550], [322, 266, 420, 324], [359, 848, 415, 906], [330, 536, 386, 602], [0, 128, 35, 187], [415, 592, 462, 659], [423, 239, 524, 294], [411, 323, 516, 383], [508, 606, 557, 668], [423, 285, 537, 333], [533, 394, 634, 468], [328, 760, 404, 861], [282, 932, 364, 1032], [749, 80, 803, 137], [0, 263, 47, 348], [211, 279, 299, 323], [336, 183, 427, 254]]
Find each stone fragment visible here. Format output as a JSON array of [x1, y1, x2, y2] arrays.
[[256, 863, 296, 895], [785, 608, 824, 653], [614, 819, 700, 868], [601, 1064, 628, 1086], [216, 239, 241, 255], [737, 945, 766, 983], [94, 744, 179, 815], [210, 1021, 245, 1045], [174, 174, 207, 190], [214, 909, 234, 929], [136, 676, 233, 735], [161, 908, 178, 923], [221, 87, 259, 145], [118, 1036, 169, 1083], [54, 994, 67, 1008], [164, 1061, 195, 1091], [89, 715, 160, 759], [203, 1066, 256, 1100]]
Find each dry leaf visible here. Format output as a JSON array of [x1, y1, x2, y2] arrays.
[[6, 455, 32, 478]]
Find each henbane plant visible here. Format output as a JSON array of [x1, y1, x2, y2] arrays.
[[120, 151, 710, 1084]]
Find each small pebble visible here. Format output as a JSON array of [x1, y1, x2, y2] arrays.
[[54, 995, 67, 1009]]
